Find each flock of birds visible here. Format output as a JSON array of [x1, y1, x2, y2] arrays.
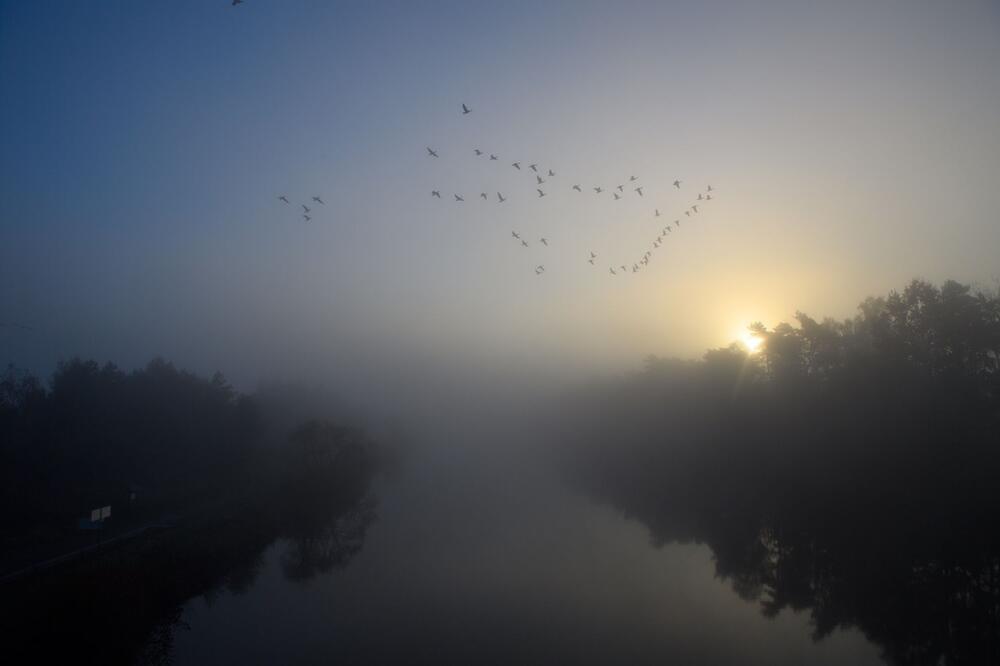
[[273, 102, 717, 278], [423, 103, 717, 277]]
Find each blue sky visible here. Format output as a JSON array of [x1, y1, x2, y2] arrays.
[[2, 1, 999, 387]]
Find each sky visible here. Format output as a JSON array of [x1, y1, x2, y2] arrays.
[[2, 0, 999, 390]]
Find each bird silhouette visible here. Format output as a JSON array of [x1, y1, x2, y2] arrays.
[[536, 175, 546, 185], [707, 184, 713, 192], [588, 258, 595, 265], [302, 214, 311, 221], [593, 187, 603, 193], [474, 149, 483, 156], [655, 209, 660, 217], [706, 194, 712, 200], [462, 103, 472, 114], [630, 175, 638, 181], [312, 196, 324, 205], [590, 251, 597, 258], [302, 204, 311, 213], [540, 238, 548, 246], [535, 265, 545, 275], [673, 179, 681, 188], [521, 240, 529, 247], [529, 164, 538, 172], [634, 186, 644, 196], [497, 192, 506, 202], [427, 147, 439, 157], [617, 184, 624, 192], [278, 196, 289, 204], [431, 190, 441, 198], [489, 154, 498, 160], [684, 210, 690, 216], [454, 194, 464, 202], [692, 204, 699, 213], [697, 193, 704, 200], [547, 169, 555, 177], [609, 267, 617, 275], [572, 184, 582, 192], [613, 192, 621, 200], [480, 193, 488, 200], [537, 189, 546, 198], [512, 162, 521, 170], [512, 231, 521, 239]]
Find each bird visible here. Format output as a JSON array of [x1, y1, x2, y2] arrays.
[[529, 164, 538, 172], [312, 196, 324, 205], [609, 267, 617, 275], [427, 147, 439, 157], [684, 210, 690, 216], [590, 251, 597, 258], [301, 204, 311, 213], [512, 162, 521, 170], [431, 190, 441, 198], [537, 189, 546, 198], [454, 194, 464, 202], [630, 175, 638, 181], [697, 193, 704, 200], [480, 193, 488, 200], [613, 192, 621, 200], [474, 149, 483, 156], [655, 209, 660, 217], [673, 180, 681, 188], [497, 192, 506, 202], [593, 186, 603, 194], [692, 204, 699, 213], [303, 214, 311, 221], [536, 175, 546, 185], [588, 258, 595, 265], [278, 196, 289, 204], [634, 186, 644, 197], [620, 265, 626, 272], [535, 265, 545, 275], [632, 265, 638, 273], [707, 184, 713, 192], [706, 194, 713, 200], [462, 103, 472, 114], [548, 169, 555, 177], [540, 238, 548, 246], [617, 184, 625, 192], [654, 241, 661, 248], [521, 240, 529, 247], [572, 184, 582, 192], [512, 231, 521, 239], [489, 154, 498, 160]]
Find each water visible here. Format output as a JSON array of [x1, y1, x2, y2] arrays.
[[168, 431, 881, 665]]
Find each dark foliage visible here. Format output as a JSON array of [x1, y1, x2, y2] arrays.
[[562, 280, 1000, 665]]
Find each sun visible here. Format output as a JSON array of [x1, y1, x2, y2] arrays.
[[741, 332, 763, 354]]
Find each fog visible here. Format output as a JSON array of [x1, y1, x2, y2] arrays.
[[3, 2, 1000, 665]]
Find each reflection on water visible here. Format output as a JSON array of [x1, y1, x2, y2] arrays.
[[168, 432, 883, 666]]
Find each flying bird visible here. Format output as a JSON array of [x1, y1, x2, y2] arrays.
[[634, 187, 644, 197], [537, 189, 546, 198], [613, 193, 621, 200], [590, 251, 597, 258], [593, 186, 603, 194], [609, 267, 617, 275], [427, 147, 439, 157], [673, 180, 681, 189], [697, 193, 704, 200], [278, 196, 289, 204], [521, 240, 529, 247], [692, 204, 699, 213], [302, 214, 311, 221], [462, 103, 472, 115], [489, 154, 498, 160], [630, 175, 638, 181], [540, 238, 548, 246], [617, 185, 624, 192], [512, 231, 521, 239], [512, 162, 521, 170], [588, 258, 595, 265], [707, 184, 713, 192], [480, 193, 488, 200], [312, 196, 324, 205], [535, 265, 545, 275], [536, 175, 545, 185], [454, 194, 464, 202], [572, 184, 582, 192], [301, 204, 311, 213], [529, 164, 538, 172], [655, 209, 660, 217], [706, 194, 713, 200], [684, 210, 690, 216], [497, 192, 506, 202], [431, 190, 441, 198], [547, 169, 555, 177], [474, 149, 483, 156]]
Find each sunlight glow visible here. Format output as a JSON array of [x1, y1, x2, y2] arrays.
[[741, 332, 763, 354]]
